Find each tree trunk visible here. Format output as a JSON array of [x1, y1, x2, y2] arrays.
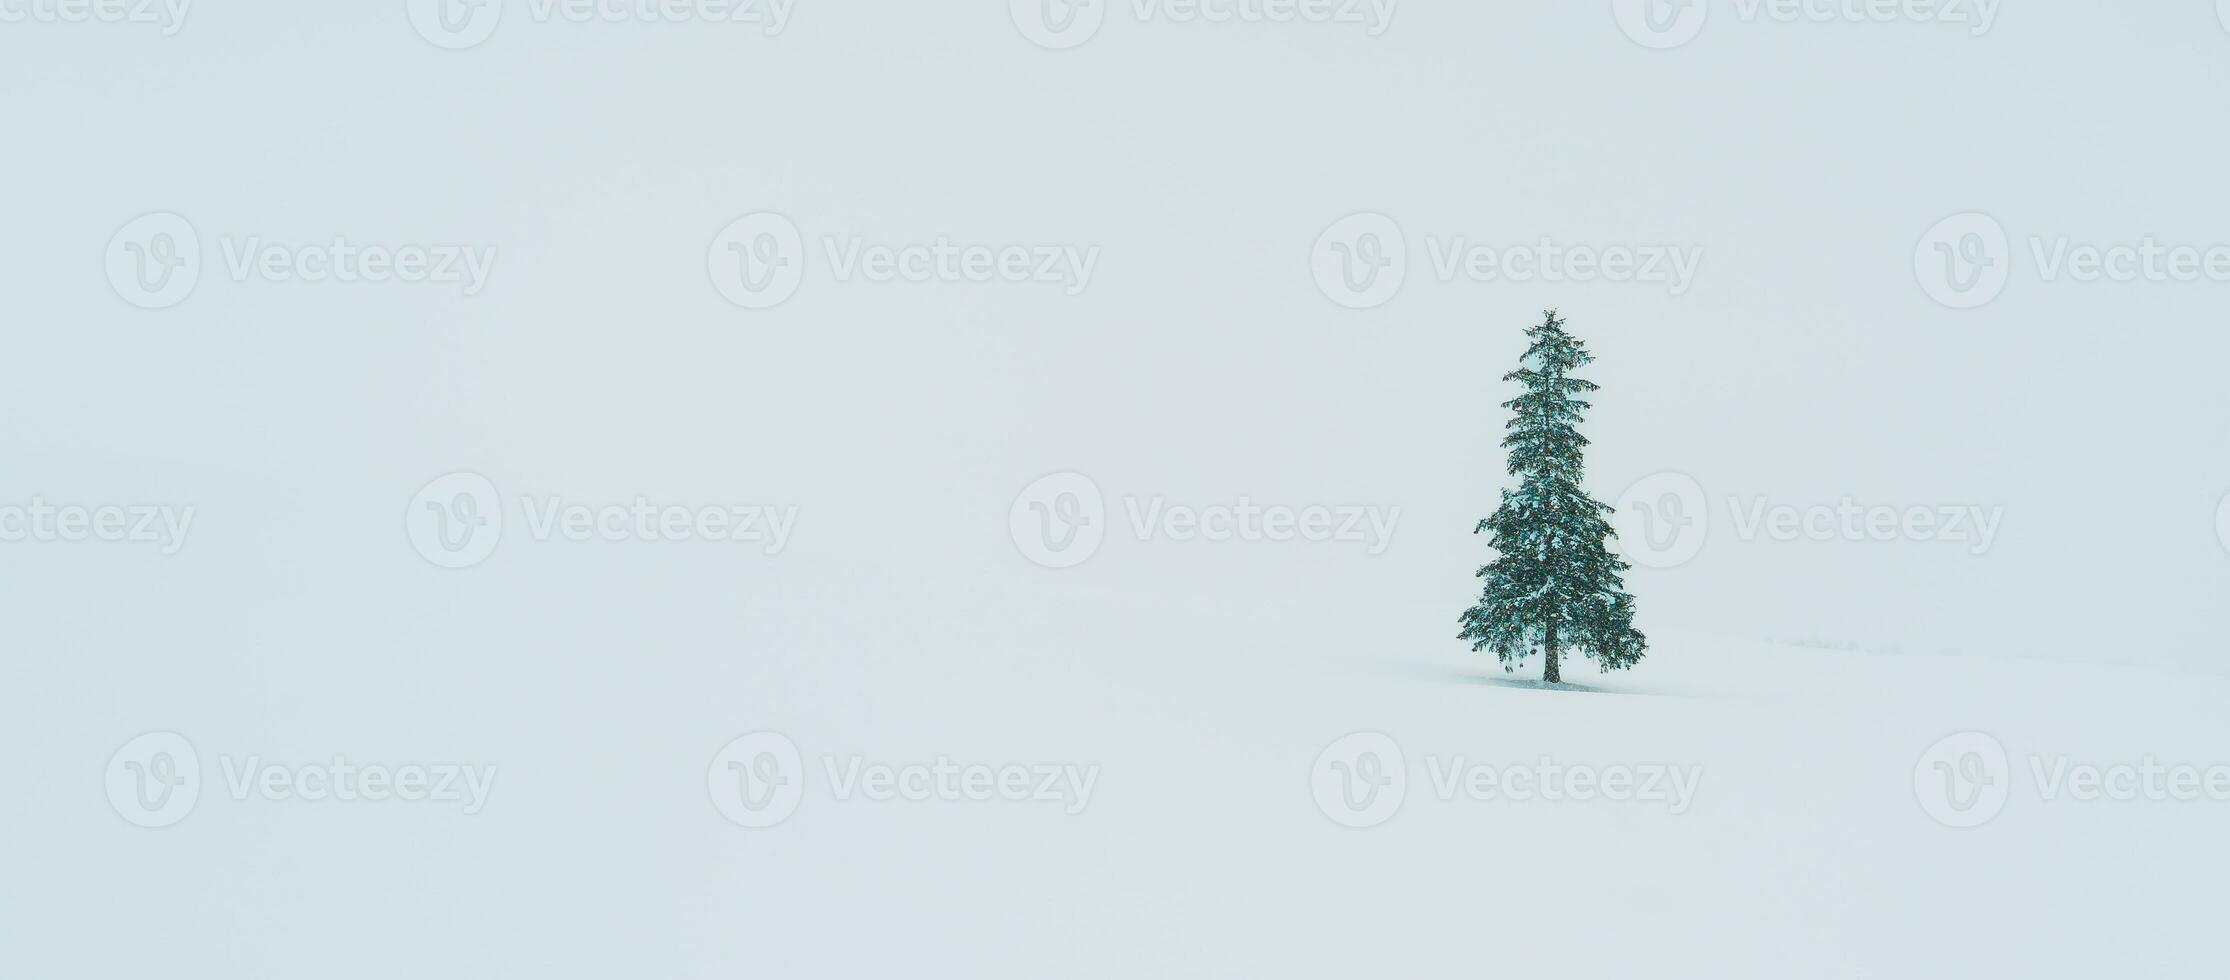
[[1543, 622, 1561, 684]]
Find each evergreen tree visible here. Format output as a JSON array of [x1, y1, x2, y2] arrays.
[[1458, 309, 1646, 683]]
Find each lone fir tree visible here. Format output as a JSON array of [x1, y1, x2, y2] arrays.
[[1459, 310, 1646, 683]]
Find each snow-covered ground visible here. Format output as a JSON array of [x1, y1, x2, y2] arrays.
[[10, 5, 2230, 976], [19, 576, 2227, 978]]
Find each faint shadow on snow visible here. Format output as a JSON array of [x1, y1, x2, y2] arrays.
[[1412, 664, 1651, 697], [1461, 673, 1622, 695]]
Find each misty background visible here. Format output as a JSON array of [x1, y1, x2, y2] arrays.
[[5, 1, 2229, 976]]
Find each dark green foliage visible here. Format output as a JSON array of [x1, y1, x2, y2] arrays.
[[1458, 310, 1646, 682]]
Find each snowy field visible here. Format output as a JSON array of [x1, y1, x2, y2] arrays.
[[14, 579, 2227, 977], [9, 3, 2230, 977]]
